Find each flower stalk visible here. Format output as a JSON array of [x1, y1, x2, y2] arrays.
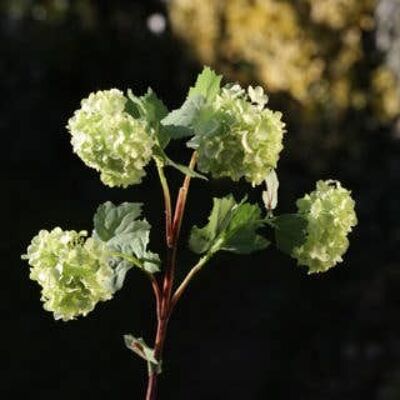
[[145, 152, 197, 400]]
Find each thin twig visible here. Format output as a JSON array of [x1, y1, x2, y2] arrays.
[[148, 274, 162, 321], [170, 253, 212, 312], [171, 152, 198, 245], [156, 161, 173, 248]]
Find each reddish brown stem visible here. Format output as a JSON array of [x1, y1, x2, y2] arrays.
[[145, 314, 168, 400], [145, 152, 197, 400], [171, 152, 197, 246], [162, 152, 197, 318], [149, 275, 162, 321], [170, 252, 211, 313]]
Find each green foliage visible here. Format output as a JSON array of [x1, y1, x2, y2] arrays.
[[127, 88, 170, 148], [94, 202, 143, 241], [124, 334, 161, 374], [189, 195, 236, 254], [127, 88, 168, 127], [161, 66, 222, 139], [93, 202, 160, 285], [189, 195, 269, 255], [162, 94, 205, 138], [188, 66, 223, 102]]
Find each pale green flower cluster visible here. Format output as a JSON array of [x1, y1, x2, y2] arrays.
[[293, 180, 358, 273], [22, 228, 114, 321], [67, 89, 154, 187], [194, 84, 285, 186]]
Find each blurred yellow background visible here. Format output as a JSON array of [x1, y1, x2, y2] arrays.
[[169, 0, 400, 127]]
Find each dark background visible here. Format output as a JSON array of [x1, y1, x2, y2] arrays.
[[2, 1, 400, 399]]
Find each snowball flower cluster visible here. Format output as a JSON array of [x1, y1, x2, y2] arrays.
[[293, 180, 357, 273], [67, 89, 154, 187], [22, 228, 114, 321], [194, 84, 285, 186]]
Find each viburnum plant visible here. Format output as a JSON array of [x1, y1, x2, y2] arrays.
[[22, 67, 357, 399]]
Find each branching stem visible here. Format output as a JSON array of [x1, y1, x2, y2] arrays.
[[170, 252, 212, 312], [145, 152, 198, 400]]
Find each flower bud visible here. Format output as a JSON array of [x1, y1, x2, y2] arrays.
[[292, 180, 357, 273], [22, 228, 114, 321], [67, 89, 154, 187]]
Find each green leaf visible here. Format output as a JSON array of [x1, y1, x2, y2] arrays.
[[111, 239, 159, 275], [189, 195, 269, 255], [161, 94, 205, 139], [108, 229, 161, 274], [272, 214, 308, 255], [157, 127, 172, 149], [124, 334, 161, 374], [127, 88, 170, 148], [93, 202, 160, 289], [140, 88, 168, 123], [127, 88, 168, 125], [160, 67, 222, 140], [222, 202, 270, 254], [189, 196, 236, 254], [186, 106, 226, 150], [94, 202, 143, 241], [188, 66, 222, 102]]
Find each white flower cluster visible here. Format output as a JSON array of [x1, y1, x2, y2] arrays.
[[67, 89, 154, 187], [22, 228, 114, 321], [293, 180, 358, 273], [194, 84, 285, 186]]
